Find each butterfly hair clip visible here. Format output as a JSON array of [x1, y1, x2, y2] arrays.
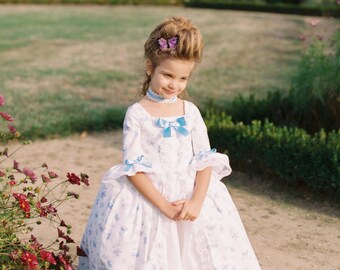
[[157, 36, 178, 51]]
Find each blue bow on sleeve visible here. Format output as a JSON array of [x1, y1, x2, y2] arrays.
[[124, 155, 152, 172], [156, 117, 190, 138], [198, 148, 217, 160]]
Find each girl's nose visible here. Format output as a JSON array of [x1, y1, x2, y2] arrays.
[[168, 80, 177, 90]]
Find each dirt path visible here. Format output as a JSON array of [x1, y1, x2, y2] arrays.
[[9, 131, 340, 270]]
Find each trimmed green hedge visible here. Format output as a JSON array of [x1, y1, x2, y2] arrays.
[[0, 0, 183, 4], [205, 111, 340, 198], [185, 0, 340, 17]]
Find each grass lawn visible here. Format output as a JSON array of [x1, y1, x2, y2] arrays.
[[0, 5, 337, 138]]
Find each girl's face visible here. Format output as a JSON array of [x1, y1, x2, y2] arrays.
[[146, 58, 194, 99]]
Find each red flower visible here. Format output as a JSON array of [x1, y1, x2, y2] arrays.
[[60, 220, 68, 227], [0, 95, 5, 106], [41, 174, 51, 183], [0, 170, 5, 177], [66, 173, 81, 185], [18, 198, 31, 213], [40, 196, 47, 203], [40, 250, 57, 265], [48, 171, 58, 179], [8, 124, 16, 134], [23, 168, 37, 183], [59, 241, 70, 253], [0, 112, 14, 122], [8, 180, 16, 186], [21, 251, 38, 269], [77, 246, 87, 257], [13, 193, 27, 201]]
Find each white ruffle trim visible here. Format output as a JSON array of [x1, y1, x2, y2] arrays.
[[190, 149, 232, 180]]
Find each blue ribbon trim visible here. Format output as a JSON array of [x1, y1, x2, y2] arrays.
[[123, 155, 152, 172], [198, 148, 217, 160], [156, 117, 190, 138]]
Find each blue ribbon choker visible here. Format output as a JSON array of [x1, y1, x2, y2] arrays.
[[146, 88, 177, 104]]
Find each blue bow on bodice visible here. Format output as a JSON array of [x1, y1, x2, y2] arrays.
[[156, 117, 190, 138]]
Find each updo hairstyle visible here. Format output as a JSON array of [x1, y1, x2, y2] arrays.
[[140, 16, 204, 96]]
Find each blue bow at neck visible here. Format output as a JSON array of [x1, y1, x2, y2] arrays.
[[156, 117, 190, 138], [124, 155, 152, 172]]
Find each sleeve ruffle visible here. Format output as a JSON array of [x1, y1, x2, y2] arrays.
[[190, 149, 232, 180], [102, 155, 157, 181]]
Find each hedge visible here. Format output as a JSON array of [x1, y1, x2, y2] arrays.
[[184, 0, 340, 17], [205, 111, 340, 199]]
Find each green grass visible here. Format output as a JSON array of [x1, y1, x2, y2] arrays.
[[0, 5, 337, 139]]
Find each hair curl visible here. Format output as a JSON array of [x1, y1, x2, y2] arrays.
[[139, 16, 204, 97]]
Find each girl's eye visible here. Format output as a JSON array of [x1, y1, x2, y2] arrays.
[[164, 74, 172, 78]]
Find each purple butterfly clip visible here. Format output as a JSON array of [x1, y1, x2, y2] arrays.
[[157, 36, 178, 51]]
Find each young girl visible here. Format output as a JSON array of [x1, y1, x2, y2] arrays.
[[79, 17, 262, 270]]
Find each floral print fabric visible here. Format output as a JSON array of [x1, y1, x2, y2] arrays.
[[78, 101, 262, 270]]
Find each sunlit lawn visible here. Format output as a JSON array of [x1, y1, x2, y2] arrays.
[[1, 5, 335, 138]]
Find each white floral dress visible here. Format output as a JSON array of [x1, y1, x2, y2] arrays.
[[78, 101, 262, 270]]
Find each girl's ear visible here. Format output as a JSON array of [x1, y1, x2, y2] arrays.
[[145, 60, 154, 76]]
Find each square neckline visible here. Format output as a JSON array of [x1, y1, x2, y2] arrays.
[[135, 100, 187, 119]]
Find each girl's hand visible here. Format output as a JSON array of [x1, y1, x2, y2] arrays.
[[160, 201, 184, 220], [172, 199, 202, 222]]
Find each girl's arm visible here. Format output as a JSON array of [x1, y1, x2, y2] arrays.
[[174, 166, 212, 221], [127, 172, 182, 220]]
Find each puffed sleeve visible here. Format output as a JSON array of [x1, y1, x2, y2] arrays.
[[190, 104, 232, 180], [103, 106, 154, 179]]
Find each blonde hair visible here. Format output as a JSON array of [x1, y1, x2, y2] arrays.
[[139, 16, 204, 97]]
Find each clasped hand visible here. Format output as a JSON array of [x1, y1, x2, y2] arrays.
[[163, 199, 202, 222]]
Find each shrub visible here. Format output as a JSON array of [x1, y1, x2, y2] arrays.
[[0, 95, 88, 269], [205, 111, 340, 199]]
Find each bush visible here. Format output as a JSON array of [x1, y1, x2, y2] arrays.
[[0, 95, 89, 269], [206, 23, 340, 134], [205, 111, 340, 199]]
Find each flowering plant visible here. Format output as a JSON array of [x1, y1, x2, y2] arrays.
[[0, 95, 88, 269]]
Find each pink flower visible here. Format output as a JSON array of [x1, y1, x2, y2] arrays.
[[0, 170, 5, 177], [8, 124, 16, 134], [40, 196, 47, 203], [21, 251, 38, 270], [23, 168, 37, 183], [299, 34, 306, 41], [40, 250, 57, 265], [309, 19, 320, 27], [41, 174, 51, 183], [0, 95, 5, 106], [337, 0, 340, 5], [0, 112, 14, 122], [13, 160, 21, 172], [48, 171, 58, 179]]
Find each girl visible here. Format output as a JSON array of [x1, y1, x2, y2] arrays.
[[79, 17, 262, 270]]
